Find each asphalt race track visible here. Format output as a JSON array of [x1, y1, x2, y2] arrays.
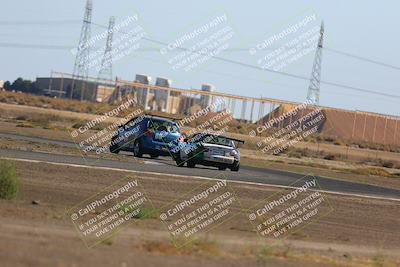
[[1, 133, 400, 200]]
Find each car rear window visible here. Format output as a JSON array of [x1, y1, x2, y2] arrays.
[[201, 135, 234, 147], [149, 119, 180, 133]]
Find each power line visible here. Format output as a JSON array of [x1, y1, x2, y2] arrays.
[[1, 20, 398, 99], [324, 47, 400, 71], [0, 42, 74, 50], [3, 39, 398, 99], [0, 42, 251, 52], [93, 22, 400, 72], [2, 20, 400, 71], [91, 23, 400, 99], [126, 34, 400, 99], [0, 20, 81, 26], [0, 42, 252, 52]]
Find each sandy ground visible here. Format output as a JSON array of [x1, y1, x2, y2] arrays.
[[0, 160, 399, 267]]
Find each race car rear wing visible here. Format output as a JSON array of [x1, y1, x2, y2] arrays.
[[183, 132, 245, 144], [224, 136, 245, 144], [203, 133, 245, 144]]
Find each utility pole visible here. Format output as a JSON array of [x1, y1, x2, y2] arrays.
[[307, 21, 324, 105], [72, 0, 93, 100], [95, 16, 115, 102], [98, 16, 115, 82]]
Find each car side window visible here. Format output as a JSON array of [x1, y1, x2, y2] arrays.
[[117, 126, 124, 134], [124, 118, 138, 130]]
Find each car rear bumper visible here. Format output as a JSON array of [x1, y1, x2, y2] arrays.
[[204, 155, 235, 164], [193, 160, 238, 168], [142, 138, 174, 156], [191, 155, 237, 166]]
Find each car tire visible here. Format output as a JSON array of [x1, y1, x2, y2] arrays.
[[110, 144, 120, 154], [110, 136, 120, 154], [231, 161, 240, 172], [187, 160, 195, 168], [218, 166, 226, 171], [133, 139, 143, 158], [174, 154, 185, 167]]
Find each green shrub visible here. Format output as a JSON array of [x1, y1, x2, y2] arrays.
[[131, 207, 158, 219], [381, 161, 394, 169], [118, 205, 158, 220], [323, 154, 336, 161], [333, 140, 345, 146], [324, 136, 335, 143], [351, 168, 392, 177], [71, 121, 85, 129], [72, 121, 109, 131], [287, 150, 302, 158], [16, 123, 34, 128], [0, 161, 19, 199]]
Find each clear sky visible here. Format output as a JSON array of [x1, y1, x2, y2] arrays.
[[0, 0, 399, 116]]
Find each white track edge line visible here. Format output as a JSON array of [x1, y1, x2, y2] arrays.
[[1, 156, 400, 203]]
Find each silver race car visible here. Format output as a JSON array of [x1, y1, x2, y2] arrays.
[[174, 133, 244, 171]]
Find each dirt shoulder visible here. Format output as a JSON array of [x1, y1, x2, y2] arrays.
[[0, 160, 399, 267]]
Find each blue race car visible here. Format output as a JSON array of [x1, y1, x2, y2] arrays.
[[110, 115, 183, 158]]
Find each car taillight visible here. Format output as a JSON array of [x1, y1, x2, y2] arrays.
[[145, 129, 153, 138]]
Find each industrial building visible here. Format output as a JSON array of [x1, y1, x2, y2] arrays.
[[34, 73, 216, 115], [35, 76, 114, 102], [126, 75, 216, 115]]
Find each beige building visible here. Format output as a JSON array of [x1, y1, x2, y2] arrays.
[[95, 85, 115, 102]]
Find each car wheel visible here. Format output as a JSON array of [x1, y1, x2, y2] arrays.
[[174, 154, 185, 167], [218, 166, 226, 171], [133, 139, 143, 158], [231, 161, 240, 172], [187, 160, 195, 168], [110, 144, 120, 154], [110, 136, 120, 154]]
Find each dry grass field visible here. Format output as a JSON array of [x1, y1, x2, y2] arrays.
[[0, 159, 399, 267]]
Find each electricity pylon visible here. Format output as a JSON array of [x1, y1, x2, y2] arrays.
[[72, 0, 93, 100], [98, 16, 115, 81], [307, 21, 324, 105]]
